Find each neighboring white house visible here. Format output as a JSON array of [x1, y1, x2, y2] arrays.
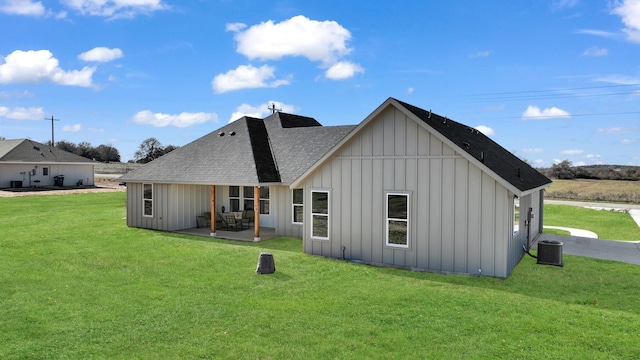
[[0, 139, 95, 188], [120, 98, 552, 278]]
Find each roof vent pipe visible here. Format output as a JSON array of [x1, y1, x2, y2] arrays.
[[480, 151, 485, 163]]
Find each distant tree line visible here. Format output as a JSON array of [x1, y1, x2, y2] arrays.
[[49, 140, 121, 163], [38, 137, 176, 164], [539, 160, 640, 181]]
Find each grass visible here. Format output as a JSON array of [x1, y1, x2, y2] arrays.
[[546, 179, 640, 204], [1, 193, 640, 359], [544, 204, 640, 241]]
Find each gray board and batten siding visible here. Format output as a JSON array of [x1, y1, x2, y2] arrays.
[[294, 99, 549, 278]]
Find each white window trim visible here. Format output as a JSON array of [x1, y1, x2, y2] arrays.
[[143, 183, 153, 218], [386, 192, 410, 248], [292, 188, 303, 225], [311, 189, 330, 240]]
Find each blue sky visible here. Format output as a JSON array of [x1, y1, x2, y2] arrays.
[[1, 0, 639, 166]]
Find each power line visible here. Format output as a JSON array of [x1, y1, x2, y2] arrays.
[[450, 83, 640, 103], [478, 110, 640, 120]]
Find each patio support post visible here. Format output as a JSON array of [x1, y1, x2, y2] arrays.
[[254, 186, 260, 241], [210, 185, 216, 237]]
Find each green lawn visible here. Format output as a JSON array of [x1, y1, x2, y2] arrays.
[[544, 204, 640, 240], [1, 193, 639, 359]]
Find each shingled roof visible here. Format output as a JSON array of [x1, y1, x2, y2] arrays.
[[119, 113, 356, 185], [393, 98, 551, 193], [0, 139, 95, 163], [291, 98, 551, 196]]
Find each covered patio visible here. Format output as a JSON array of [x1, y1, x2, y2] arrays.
[[176, 226, 277, 242]]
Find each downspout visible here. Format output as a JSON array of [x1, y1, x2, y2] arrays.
[[523, 207, 537, 258]]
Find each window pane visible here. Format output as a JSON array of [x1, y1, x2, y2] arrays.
[[312, 215, 328, 237], [43, 168, 49, 176], [243, 186, 254, 198], [230, 199, 240, 212], [260, 186, 269, 199], [143, 184, 152, 200], [244, 199, 254, 211], [260, 199, 270, 214], [293, 189, 303, 204], [229, 186, 239, 197], [144, 199, 153, 216], [388, 220, 407, 245], [293, 205, 303, 223], [388, 194, 407, 219], [312, 192, 328, 214]]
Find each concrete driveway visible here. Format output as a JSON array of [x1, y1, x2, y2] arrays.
[[541, 200, 640, 265], [536, 234, 640, 265]]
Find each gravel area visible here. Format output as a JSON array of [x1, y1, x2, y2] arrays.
[[0, 179, 125, 198]]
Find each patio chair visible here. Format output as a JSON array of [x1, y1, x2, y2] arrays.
[[216, 213, 228, 230], [242, 209, 254, 228], [225, 214, 243, 231], [203, 212, 212, 227]]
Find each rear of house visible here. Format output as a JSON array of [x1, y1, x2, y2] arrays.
[[0, 139, 95, 188], [292, 98, 550, 278], [120, 98, 550, 278]]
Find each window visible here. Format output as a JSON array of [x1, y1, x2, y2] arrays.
[[227, 186, 271, 214], [311, 190, 329, 239], [513, 198, 520, 235], [386, 193, 409, 247], [259, 186, 270, 215], [229, 186, 240, 212], [143, 183, 153, 217], [292, 189, 303, 224], [42, 167, 49, 176]]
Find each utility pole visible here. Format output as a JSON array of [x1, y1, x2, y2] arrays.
[[45, 115, 59, 145]]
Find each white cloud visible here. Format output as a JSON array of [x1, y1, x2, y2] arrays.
[[228, 101, 297, 123], [552, 0, 578, 9], [612, 0, 640, 43], [226, 15, 363, 81], [582, 47, 608, 56], [595, 74, 640, 84], [230, 15, 352, 64], [574, 161, 586, 166], [523, 148, 544, 154], [621, 138, 637, 144], [407, 87, 414, 94], [225, 22, 246, 32], [0, 105, 44, 119], [469, 50, 492, 58], [132, 110, 218, 128], [0, 0, 45, 16], [324, 61, 364, 80], [78, 47, 123, 62], [212, 64, 290, 94], [61, 0, 168, 19], [522, 105, 571, 119], [561, 149, 583, 155], [475, 125, 495, 136], [62, 123, 82, 132], [598, 126, 636, 134], [575, 29, 619, 39], [0, 50, 95, 87], [585, 154, 602, 159]]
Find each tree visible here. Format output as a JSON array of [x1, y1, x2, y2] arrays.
[[77, 141, 98, 160], [551, 160, 575, 179], [97, 144, 121, 163], [55, 140, 78, 153], [134, 137, 165, 164]]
